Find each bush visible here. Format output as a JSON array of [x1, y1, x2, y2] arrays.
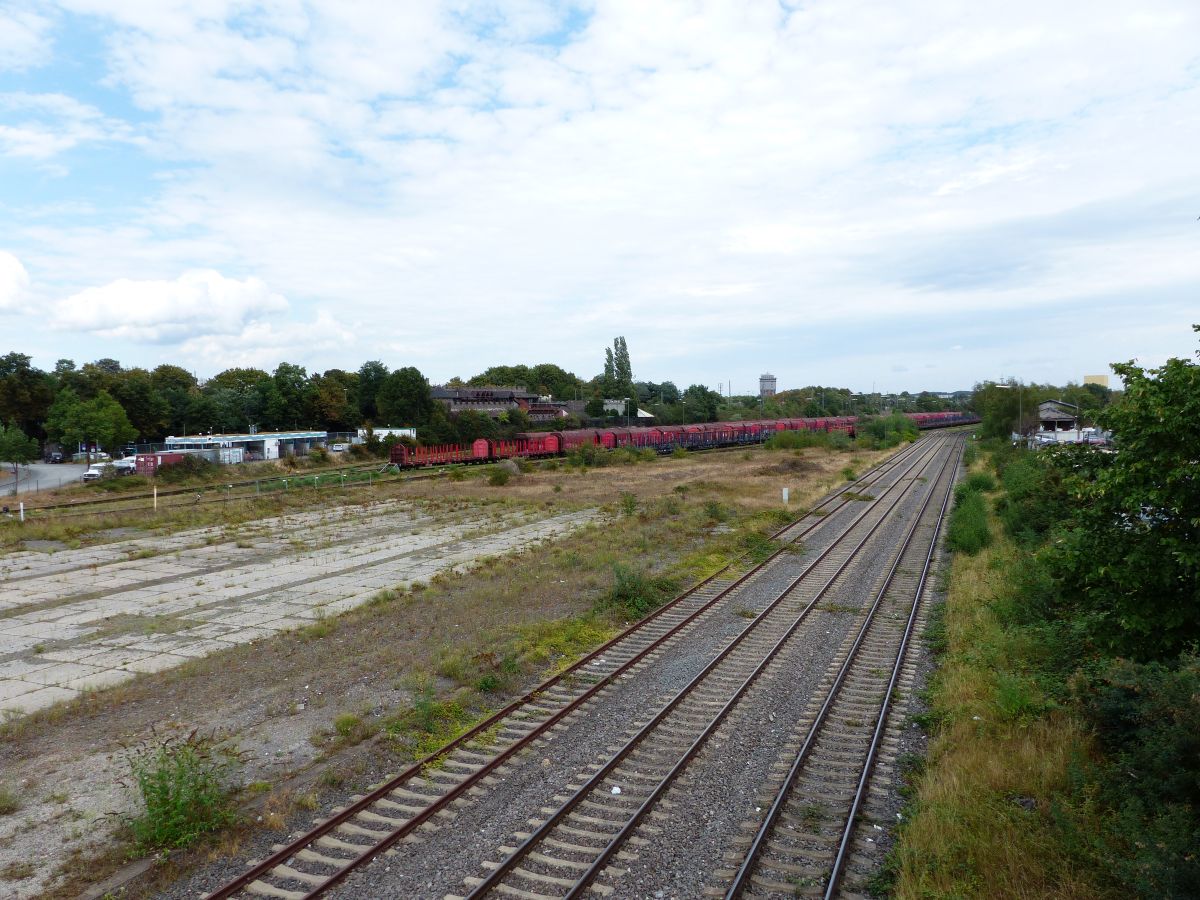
[[1065, 656, 1200, 896], [599, 564, 679, 619], [993, 453, 1064, 545], [156, 455, 218, 483], [619, 492, 638, 516], [947, 488, 990, 554], [487, 469, 510, 487], [123, 732, 239, 850]]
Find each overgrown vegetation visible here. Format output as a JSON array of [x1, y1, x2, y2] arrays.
[[600, 563, 680, 619], [945, 476, 993, 555], [122, 732, 240, 850], [892, 332, 1200, 897], [855, 413, 918, 449]]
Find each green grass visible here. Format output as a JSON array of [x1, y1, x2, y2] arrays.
[[0, 784, 20, 815], [947, 487, 991, 555]]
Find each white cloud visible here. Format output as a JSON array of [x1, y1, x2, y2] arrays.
[[177, 310, 355, 372], [52, 269, 288, 341], [0, 92, 142, 163], [0, 4, 54, 71], [0, 251, 30, 310]]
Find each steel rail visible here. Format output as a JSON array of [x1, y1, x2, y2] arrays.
[[723, 434, 962, 899], [464, 438, 954, 899], [820, 436, 963, 899], [203, 439, 934, 899]]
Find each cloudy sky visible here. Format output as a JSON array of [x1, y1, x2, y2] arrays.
[[1, 1, 1198, 394]]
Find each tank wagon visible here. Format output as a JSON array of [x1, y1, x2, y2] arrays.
[[390, 411, 977, 468]]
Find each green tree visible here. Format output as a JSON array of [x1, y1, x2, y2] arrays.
[[44, 389, 137, 463], [270, 363, 311, 429], [0, 421, 39, 486], [109, 368, 170, 440], [151, 365, 199, 435], [310, 369, 360, 429], [377, 367, 433, 426], [682, 384, 720, 422], [0, 352, 54, 437], [613, 336, 632, 387], [357, 360, 389, 422], [1045, 329, 1200, 660]]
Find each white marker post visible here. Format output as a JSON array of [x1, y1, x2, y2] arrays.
[[19, 502, 24, 522], [782, 487, 789, 505], [153, 486, 157, 510]]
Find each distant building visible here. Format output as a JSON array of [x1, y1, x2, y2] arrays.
[[359, 427, 417, 441], [163, 430, 326, 461], [431, 385, 540, 417], [1084, 374, 1109, 388], [759, 373, 777, 399], [1038, 400, 1079, 431]]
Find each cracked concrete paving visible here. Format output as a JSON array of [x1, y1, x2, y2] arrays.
[[0, 499, 602, 719]]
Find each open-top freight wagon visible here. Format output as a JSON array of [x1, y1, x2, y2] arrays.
[[390, 411, 978, 468]]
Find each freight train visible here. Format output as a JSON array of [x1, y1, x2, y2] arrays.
[[390, 411, 978, 468]]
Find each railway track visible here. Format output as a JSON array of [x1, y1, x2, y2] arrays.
[[454, 436, 959, 899], [198, 436, 953, 900]]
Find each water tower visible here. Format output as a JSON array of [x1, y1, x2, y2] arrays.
[[759, 373, 777, 399]]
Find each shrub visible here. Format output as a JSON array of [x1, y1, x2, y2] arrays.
[[487, 469, 510, 487], [123, 732, 239, 850], [947, 488, 990, 554], [156, 455, 218, 483], [841, 466, 858, 481], [599, 564, 679, 619], [0, 785, 19, 816], [619, 492, 638, 516], [1066, 656, 1200, 896]]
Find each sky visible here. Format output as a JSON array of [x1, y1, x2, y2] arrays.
[[1, 0, 1198, 395]]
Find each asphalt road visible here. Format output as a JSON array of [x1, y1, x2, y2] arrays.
[[0, 461, 89, 497]]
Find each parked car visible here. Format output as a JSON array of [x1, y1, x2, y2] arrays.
[[46, 451, 63, 464], [113, 458, 137, 476], [82, 466, 108, 482]]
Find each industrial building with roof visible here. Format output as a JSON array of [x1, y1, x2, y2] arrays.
[[163, 430, 328, 461]]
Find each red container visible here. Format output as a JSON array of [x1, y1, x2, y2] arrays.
[[135, 452, 187, 476]]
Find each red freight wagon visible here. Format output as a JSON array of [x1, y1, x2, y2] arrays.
[[135, 451, 187, 476], [553, 429, 602, 451], [392, 444, 475, 467]]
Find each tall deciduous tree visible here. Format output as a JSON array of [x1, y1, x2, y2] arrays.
[[44, 389, 137, 463], [377, 367, 433, 426], [0, 352, 54, 437], [357, 360, 389, 423]]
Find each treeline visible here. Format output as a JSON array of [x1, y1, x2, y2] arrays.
[[0, 354, 441, 443]]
